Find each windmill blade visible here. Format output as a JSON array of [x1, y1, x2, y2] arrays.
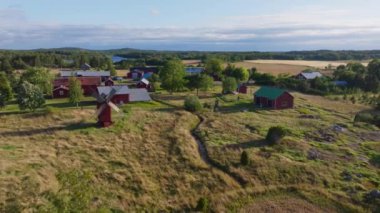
[[92, 91, 105, 103], [95, 103, 108, 117], [106, 88, 118, 102], [108, 101, 121, 112]]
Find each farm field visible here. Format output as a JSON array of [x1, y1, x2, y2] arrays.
[[233, 60, 369, 76], [1, 85, 379, 212]]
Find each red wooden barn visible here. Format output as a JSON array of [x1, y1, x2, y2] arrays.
[[52, 85, 69, 98], [52, 77, 101, 98], [136, 78, 153, 91], [254, 87, 294, 109], [97, 86, 130, 105]]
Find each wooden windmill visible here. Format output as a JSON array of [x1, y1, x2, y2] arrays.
[[93, 88, 121, 127]]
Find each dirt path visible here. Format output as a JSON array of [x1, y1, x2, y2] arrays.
[[191, 114, 248, 187], [152, 97, 247, 187]]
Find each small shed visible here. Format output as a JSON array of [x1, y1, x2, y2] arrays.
[[237, 84, 248, 94], [52, 85, 69, 98], [136, 78, 152, 91], [254, 87, 294, 109], [105, 78, 114, 86]]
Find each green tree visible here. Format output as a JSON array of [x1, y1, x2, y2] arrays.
[[17, 81, 45, 111], [68, 77, 83, 107], [159, 59, 187, 93], [222, 77, 237, 94], [240, 150, 250, 166], [184, 96, 202, 112], [1, 58, 14, 74], [20, 67, 53, 95], [266, 126, 288, 145], [0, 73, 13, 108], [205, 58, 223, 79], [34, 55, 42, 67], [186, 74, 214, 96], [225, 64, 249, 82], [107, 59, 117, 76]]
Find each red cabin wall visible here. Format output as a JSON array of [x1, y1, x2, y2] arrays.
[[254, 92, 294, 110], [274, 92, 294, 109], [111, 94, 129, 105], [53, 88, 69, 98], [238, 85, 248, 94], [105, 80, 114, 86]]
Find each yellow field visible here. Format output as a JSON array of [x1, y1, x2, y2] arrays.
[[246, 60, 369, 69]]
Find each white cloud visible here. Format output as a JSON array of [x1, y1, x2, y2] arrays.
[[0, 7, 380, 50], [150, 9, 160, 16]]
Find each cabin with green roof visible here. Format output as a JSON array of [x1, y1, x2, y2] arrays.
[[254, 87, 294, 109]]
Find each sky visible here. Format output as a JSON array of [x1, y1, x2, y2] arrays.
[[1, 0, 380, 51]]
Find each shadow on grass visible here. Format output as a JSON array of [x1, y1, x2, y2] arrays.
[[0, 122, 98, 137], [223, 139, 268, 150], [218, 102, 255, 113], [46, 100, 96, 108]]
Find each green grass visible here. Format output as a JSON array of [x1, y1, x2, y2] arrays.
[[0, 84, 379, 212]]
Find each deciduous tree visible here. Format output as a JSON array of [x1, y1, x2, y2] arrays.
[[159, 59, 187, 93], [17, 81, 45, 111], [68, 77, 83, 107]]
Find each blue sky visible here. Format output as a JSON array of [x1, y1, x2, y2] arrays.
[[1, 0, 380, 51]]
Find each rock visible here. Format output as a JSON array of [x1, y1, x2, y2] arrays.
[[365, 189, 380, 202], [307, 149, 320, 160]]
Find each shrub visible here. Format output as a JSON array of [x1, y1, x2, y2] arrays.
[[195, 197, 209, 212], [184, 96, 202, 112], [266, 126, 288, 145], [354, 113, 374, 123], [240, 150, 250, 166], [17, 81, 45, 111]]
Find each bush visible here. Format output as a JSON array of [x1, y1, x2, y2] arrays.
[[354, 113, 374, 123], [17, 81, 45, 111], [184, 96, 202, 112], [266, 126, 288, 145], [195, 197, 209, 212], [240, 150, 250, 166]]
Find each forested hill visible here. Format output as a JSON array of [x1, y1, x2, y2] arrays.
[[1, 48, 380, 62]]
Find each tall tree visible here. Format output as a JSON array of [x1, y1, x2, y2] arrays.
[[20, 67, 53, 95], [159, 60, 187, 93], [205, 58, 224, 79], [68, 77, 83, 107], [17, 81, 45, 111], [186, 74, 214, 96], [0, 73, 13, 108], [222, 77, 237, 94], [225, 64, 249, 83], [106, 59, 117, 76]]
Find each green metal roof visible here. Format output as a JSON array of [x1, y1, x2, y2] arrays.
[[254, 87, 287, 100]]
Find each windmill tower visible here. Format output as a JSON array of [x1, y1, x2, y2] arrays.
[[93, 88, 121, 127]]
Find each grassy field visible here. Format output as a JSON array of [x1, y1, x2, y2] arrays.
[[1, 86, 379, 212]]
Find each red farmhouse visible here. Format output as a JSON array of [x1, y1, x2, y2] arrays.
[[53, 77, 102, 98], [136, 78, 153, 91], [254, 87, 294, 109]]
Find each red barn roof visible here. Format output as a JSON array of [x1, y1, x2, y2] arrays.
[[53, 77, 101, 87]]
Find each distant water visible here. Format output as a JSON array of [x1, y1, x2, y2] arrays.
[[112, 56, 128, 63]]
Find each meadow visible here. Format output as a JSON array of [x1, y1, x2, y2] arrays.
[[0, 84, 379, 212]]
